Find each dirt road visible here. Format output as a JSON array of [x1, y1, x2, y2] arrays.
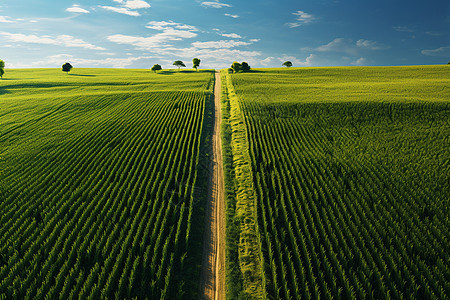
[[199, 71, 226, 299]]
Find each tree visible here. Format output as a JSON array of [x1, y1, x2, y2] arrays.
[[0, 59, 4, 79], [151, 64, 162, 72], [62, 62, 73, 74], [241, 62, 251, 72], [192, 58, 201, 71], [231, 61, 251, 73], [173, 60, 186, 70], [231, 61, 241, 73], [282, 61, 293, 68]]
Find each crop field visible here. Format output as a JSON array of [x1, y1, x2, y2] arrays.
[[0, 69, 214, 299], [223, 66, 449, 299]]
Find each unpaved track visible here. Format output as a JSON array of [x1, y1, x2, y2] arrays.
[[199, 72, 225, 299]]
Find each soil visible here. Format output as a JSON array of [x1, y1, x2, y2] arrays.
[[199, 71, 226, 299]]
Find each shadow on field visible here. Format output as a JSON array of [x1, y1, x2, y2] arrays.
[[247, 70, 266, 73], [189, 70, 215, 74], [0, 89, 10, 95], [4, 83, 76, 89], [157, 70, 176, 75], [69, 74, 97, 77], [157, 70, 215, 75]]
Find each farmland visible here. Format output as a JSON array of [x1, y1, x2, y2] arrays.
[[223, 66, 449, 299], [0, 69, 214, 299]]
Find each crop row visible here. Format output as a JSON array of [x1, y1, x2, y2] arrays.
[[0, 90, 207, 299], [229, 69, 449, 299]]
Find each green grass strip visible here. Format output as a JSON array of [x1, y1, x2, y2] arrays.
[[222, 70, 265, 299]]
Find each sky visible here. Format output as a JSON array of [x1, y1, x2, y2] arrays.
[[0, 0, 449, 69]]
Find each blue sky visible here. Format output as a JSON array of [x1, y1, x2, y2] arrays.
[[0, 0, 448, 69]]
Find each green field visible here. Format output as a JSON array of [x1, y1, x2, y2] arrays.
[[1, 66, 449, 299], [222, 66, 449, 299], [0, 68, 214, 298]]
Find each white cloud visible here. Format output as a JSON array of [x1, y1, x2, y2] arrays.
[[421, 46, 450, 57], [99, 6, 141, 16], [106, 18, 261, 69], [250, 39, 260, 43], [146, 21, 178, 30], [288, 10, 315, 28], [160, 47, 261, 69], [201, 1, 231, 8], [316, 38, 355, 54], [99, 1, 150, 16], [260, 56, 275, 66], [351, 57, 368, 66], [0, 16, 15, 23], [146, 21, 198, 31], [0, 32, 105, 50], [356, 39, 387, 50], [280, 54, 315, 66], [9, 53, 154, 68], [224, 13, 239, 18], [124, 0, 150, 9], [66, 5, 90, 14], [108, 20, 198, 50], [221, 33, 242, 39], [425, 31, 443, 36], [108, 30, 197, 50], [175, 24, 198, 31], [108, 34, 162, 49], [393, 26, 414, 33], [192, 40, 251, 49], [315, 38, 388, 55]]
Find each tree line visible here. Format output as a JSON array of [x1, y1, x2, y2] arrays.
[[1, 58, 449, 78], [151, 58, 201, 73], [0, 58, 293, 78]]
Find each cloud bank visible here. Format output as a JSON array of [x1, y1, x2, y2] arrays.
[[421, 46, 450, 56], [0, 32, 105, 50]]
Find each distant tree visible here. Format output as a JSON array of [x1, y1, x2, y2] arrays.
[[192, 58, 201, 71], [241, 62, 251, 72], [227, 68, 234, 74], [62, 62, 73, 74], [283, 61, 293, 68], [231, 61, 251, 73], [231, 61, 241, 73], [173, 60, 186, 71], [0, 59, 4, 79], [151, 64, 162, 72]]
